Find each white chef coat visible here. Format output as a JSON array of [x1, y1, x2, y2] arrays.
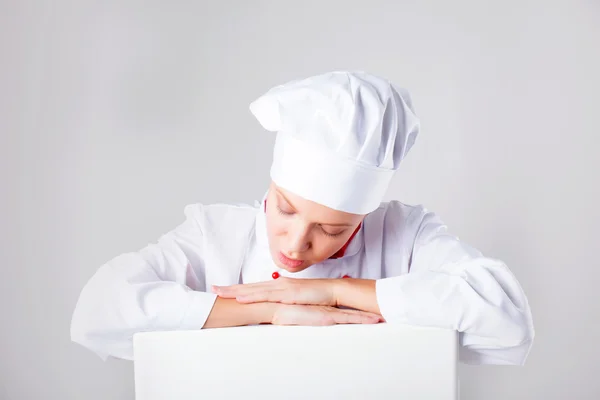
[[70, 200, 534, 365]]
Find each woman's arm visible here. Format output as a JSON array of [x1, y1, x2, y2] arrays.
[[202, 298, 275, 328], [70, 205, 218, 361], [333, 279, 381, 315], [374, 211, 534, 365], [205, 295, 383, 327], [214, 277, 384, 316], [334, 211, 534, 365]]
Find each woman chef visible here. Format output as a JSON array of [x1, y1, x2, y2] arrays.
[[70, 71, 534, 365]]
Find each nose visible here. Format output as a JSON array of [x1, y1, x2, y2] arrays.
[[286, 221, 311, 257]]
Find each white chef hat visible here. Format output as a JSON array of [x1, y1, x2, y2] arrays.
[[249, 71, 420, 215]]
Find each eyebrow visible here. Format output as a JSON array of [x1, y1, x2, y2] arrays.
[[275, 189, 354, 227]]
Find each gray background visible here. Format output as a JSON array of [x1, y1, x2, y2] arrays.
[[1, 1, 599, 399]]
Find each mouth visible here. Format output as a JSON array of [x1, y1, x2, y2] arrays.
[[277, 252, 304, 269]]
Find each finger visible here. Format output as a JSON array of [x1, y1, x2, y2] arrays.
[[222, 276, 290, 289], [212, 282, 263, 292], [212, 282, 269, 296], [335, 313, 379, 324], [214, 289, 264, 299], [213, 276, 292, 294], [338, 308, 384, 320], [332, 310, 380, 325], [236, 290, 284, 304]]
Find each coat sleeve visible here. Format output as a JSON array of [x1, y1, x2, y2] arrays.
[[375, 210, 535, 365], [70, 204, 217, 361]]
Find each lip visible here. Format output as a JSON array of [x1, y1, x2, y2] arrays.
[[277, 252, 304, 269]]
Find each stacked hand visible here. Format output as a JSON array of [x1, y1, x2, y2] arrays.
[[212, 277, 384, 326]]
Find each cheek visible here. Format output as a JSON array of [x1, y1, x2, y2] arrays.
[[309, 237, 348, 261], [265, 213, 288, 241]]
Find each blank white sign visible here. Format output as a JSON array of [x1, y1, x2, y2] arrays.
[[133, 323, 458, 400]]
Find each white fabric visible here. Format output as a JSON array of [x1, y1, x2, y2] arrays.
[[71, 201, 534, 365], [250, 71, 420, 214]]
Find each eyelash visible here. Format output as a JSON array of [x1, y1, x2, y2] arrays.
[[320, 229, 344, 238], [276, 205, 344, 238], [276, 206, 293, 216]]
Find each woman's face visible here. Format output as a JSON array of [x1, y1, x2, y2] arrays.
[[265, 182, 365, 273]]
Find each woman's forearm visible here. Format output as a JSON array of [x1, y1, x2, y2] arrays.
[[202, 297, 276, 328], [334, 278, 382, 315]]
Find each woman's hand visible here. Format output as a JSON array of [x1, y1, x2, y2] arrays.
[[212, 277, 338, 306], [271, 304, 383, 326]]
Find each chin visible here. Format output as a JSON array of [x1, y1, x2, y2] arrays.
[[280, 265, 299, 273], [276, 261, 308, 273]]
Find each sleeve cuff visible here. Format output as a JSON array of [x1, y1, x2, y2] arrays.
[[179, 290, 218, 330], [375, 275, 412, 324], [375, 273, 458, 329], [459, 340, 533, 365]]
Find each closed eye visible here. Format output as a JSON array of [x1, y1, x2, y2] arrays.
[[320, 226, 345, 238], [276, 205, 294, 216]]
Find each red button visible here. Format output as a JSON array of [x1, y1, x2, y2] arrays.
[[272, 271, 280, 279], [342, 275, 350, 278]]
